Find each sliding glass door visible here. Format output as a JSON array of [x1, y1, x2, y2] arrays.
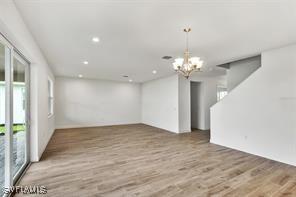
[[0, 38, 7, 197], [0, 34, 30, 196], [12, 52, 29, 181]]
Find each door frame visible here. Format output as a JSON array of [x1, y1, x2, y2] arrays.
[[0, 33, 30, 192], [12, 50, 30, 184]]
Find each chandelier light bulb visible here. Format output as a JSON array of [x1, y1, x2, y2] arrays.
[[175, 58, 184, 65], [189, 57, 200, 65], [173, 62, 180, 70], [197, 60, 203, 69]]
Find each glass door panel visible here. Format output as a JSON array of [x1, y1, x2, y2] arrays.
[[12, 52, 29, 180]]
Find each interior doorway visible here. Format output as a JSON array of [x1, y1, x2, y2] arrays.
[[190, 81, 201, 130]]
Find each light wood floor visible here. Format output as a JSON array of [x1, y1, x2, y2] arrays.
[[17, 124, 296, 197]]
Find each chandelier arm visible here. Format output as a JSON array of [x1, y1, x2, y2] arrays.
[[190, 68, 197, 75], [187, 70, 193, 76], [186, 70, 192, 77], [178, 69, 186, 76], [182, 69, 187, 74], [182, 69, 188, 76], [189, 66, 198, 75], [178, 69, 185, 76]]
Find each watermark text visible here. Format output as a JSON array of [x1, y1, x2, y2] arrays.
[[3, 185, 47, 195]]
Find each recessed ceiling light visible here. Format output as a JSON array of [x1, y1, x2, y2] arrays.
[[92, 37, 100, 43], [78, 74, 83, 78], [152, 70, 157, 74], [129, 79, 133, 82], [83, 61, 89, 65]]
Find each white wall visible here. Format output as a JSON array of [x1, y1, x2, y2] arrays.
[[178, 76, 191, 133], [190, 76, 219, 130], [227, 56, 261, 91], [202, 78, 219, 130], [211, 44, 296, 166], [0, 0, 55, 161], [55, 77, 141, 128], [141, 75, 179, 133]]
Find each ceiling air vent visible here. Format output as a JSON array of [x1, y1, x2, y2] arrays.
[[162, 56, 172, 60]]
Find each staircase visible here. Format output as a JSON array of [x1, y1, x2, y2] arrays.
[[210, 44, 296, 166]]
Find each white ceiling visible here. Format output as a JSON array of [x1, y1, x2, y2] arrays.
[[14, 0, 296, 82]]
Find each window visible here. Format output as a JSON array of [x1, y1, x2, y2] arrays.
[[217, 86, 228, 101], [48, 78, 54, 117]]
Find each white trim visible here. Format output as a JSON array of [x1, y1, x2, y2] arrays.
[[55, 122, 142, 130], [4, 37, 13, 189], [210, 139, 296, 167], [47, 77, 54, 118], [178, 130, 191, 134]]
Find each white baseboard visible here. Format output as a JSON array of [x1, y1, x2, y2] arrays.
[[210, 139, 296, 167], [178, 129, 191, 133], [55, 122, 142, 130]]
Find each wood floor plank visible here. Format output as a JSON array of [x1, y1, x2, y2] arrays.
[[15, 124, 296, 197]]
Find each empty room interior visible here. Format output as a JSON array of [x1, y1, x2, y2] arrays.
[[0, 0, 296, 196]]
